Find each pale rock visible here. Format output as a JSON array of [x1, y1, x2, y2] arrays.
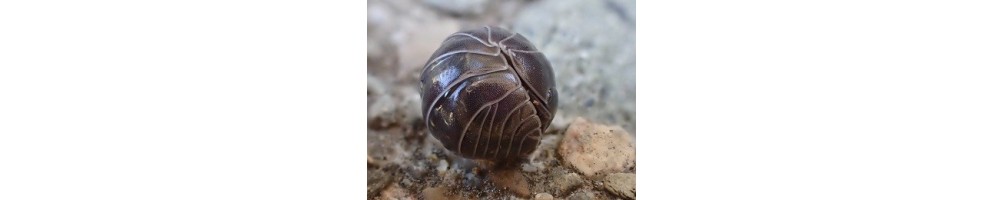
[[378, 184, 415, 200], [394, 19, 459, 82], [436, 160, 448, 175], [558, 117, 635, 177], [422, 186, 464, 200], [533, 193, 554, 200], [567, 191, 596, 200], [550, 172, 583, 195], [488, 169, 531, 198]]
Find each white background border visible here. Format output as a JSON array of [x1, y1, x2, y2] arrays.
[[651, 0, 1003, 199], [1, 0, 1001, 199]]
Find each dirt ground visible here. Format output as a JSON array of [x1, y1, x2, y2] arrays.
[[368, 0, 636, 199]]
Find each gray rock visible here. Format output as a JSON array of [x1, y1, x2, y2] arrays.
[[368, 0, 462, 83], [602, 173, 636, 199], [367, 75, 424, 129], [421, 0, 490, 16], [548, 172, 584, 195], [367, 76, 393, 125], [367, 36, 396, 76], [558, 117, 636, 177], [513, 0, 636, 133], [567, 191, 596, 200], [367, 1, 400, 77]]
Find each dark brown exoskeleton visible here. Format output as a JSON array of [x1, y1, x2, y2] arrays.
[[419, 26, 558, 163]]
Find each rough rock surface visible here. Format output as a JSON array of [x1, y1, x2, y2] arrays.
[[559, 117, 636, 177], [602, 173, 636, 199]]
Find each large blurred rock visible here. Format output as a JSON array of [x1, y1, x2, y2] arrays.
[[393, 20, 459, 83], [367, 76, 422, 128], [368, 0, 459, 126], [368, 0, 461, 84], [513, 0, 636, 133], [367, 0, 400, 77]]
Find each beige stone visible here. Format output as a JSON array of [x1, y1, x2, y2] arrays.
[[422, 186, 464, 200], [533, 193, 554, 200], [558, 117, 636, 177], [489, 169, 531, 198]]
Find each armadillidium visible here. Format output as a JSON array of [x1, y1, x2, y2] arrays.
[[419, 26, 558, 162]]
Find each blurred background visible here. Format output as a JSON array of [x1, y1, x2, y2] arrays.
[[367, 0, 636, 134]]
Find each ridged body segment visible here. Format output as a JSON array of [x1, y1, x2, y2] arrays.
[[419, 26, 558, 161]]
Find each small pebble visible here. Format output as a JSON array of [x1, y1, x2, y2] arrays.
[[488, 169, 531, 198], [402, 178, 413, 187], [549, 172, 583, 195], [378, 184, 412, 200], [436, 160, 448, 174], [422, 186, 458, 200], [534, 193, 554, 200], [567, 191, 596, 200], [602, 173, 636, 200]]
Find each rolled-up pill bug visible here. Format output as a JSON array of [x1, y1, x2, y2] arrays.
[[419, 26, 558, 162]]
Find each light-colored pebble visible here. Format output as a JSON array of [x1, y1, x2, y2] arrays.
[[550, 172, 583, 195], [534, 193, 554, 200], [558, 117, 636, 177]]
